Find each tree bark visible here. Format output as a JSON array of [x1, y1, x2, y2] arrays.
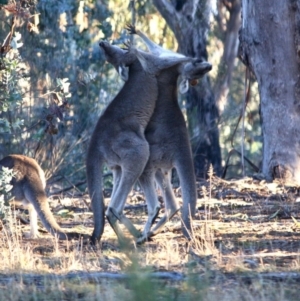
[[239, 0, 300, 183], [153, 0, 222, 178]]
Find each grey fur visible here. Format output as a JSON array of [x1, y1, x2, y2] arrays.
[[87, 41, 190, 244], [127, 25, 212, 242]]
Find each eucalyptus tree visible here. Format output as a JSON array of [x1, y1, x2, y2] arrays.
[[240, 0, 300, 183], [152, 0, 241, 178]]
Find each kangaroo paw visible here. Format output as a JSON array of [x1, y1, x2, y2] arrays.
[[125, 23, 137, 35]]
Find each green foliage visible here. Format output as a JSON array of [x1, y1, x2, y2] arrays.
[[0, 166, 15, 219], [135, 0, 156, 16], [1, 0, 207, 188], [0, 166, 14, 196], [0, 0, 115, 185], [117, 253, 209, 301], [17, 0, 116, 184], [0, 32, 25, 134], [0, 0, 262, 186]]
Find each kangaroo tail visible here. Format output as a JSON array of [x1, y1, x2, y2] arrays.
[[176, 156, 197, 240], [24, 186, 84, 240], [86, 147, 105, 245]]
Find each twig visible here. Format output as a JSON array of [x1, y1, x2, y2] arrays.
[[0, 271, 185, 286], [2, 271, 300, 287], [222, 149, 259, 179], [229, 69, 252, 148], [50, 179, 86, 195], [241, 67, 250, 177], [129, 0, 136, 44]]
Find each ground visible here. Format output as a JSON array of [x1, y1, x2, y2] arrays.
[[1, 176, 300, 300]]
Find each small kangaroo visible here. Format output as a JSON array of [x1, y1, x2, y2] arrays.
[[87, 41, 190, 244], [0, 154, 85, 240], [127, 25, 212, 242]]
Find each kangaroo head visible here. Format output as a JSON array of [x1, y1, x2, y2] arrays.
[[134, 48, 191, 76], [179, 59, 212, 94], [99, 40, 138, 81], [126, 25, 212, 92], [182, 59, 212, 79]]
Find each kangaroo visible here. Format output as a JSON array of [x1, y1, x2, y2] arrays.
[[0, 154, 85, 240], [126, 25, 212, 242], [87, 41, 191, 245]]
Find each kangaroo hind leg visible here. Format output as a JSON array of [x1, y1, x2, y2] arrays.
[[137, 171, 161, 244], [106, 140, 149, 242], [109, 165, 141, 236], [148, 169, 180, 238], [27, 203, 39, 238], [106, 171, 142, 241]]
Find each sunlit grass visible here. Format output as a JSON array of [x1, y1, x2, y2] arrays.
[[0, 219, 298, 301], [0, 183, 299, 301]]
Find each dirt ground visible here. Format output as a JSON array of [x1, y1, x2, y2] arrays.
[[4, 176, 300, 291]]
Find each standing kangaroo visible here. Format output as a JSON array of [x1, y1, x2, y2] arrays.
[[0, 154, 85, 240], [127, 25, 212, 242], [87, 41, 191, 245]]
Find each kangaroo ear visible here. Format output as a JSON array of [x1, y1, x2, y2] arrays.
[[135, 51, 150, 73], [179, 78, 189, 94], [118, 65, 129, 81]]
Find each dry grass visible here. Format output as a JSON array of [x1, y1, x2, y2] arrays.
[[0, 177, 300, 300]]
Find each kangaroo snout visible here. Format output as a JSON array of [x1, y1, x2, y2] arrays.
[[99, 40, 108, 48], [201, 62, 212, 72], [183, 61, 212, 80]]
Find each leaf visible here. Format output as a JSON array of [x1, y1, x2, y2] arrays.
[[56, 209, 70, 215], [10, 37, 23, 49], [11, 118, 24, 130], [62, 81, 70, 94], [14, 32, 22, 41], [56, 78, 63, 87], [56, 209, 75, 218]]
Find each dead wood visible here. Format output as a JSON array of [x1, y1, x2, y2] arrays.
[[0, 271, 185, 287], [0, 270, 299, 289]]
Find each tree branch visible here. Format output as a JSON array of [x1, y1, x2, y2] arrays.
[[213, 0, 241, 114], [152, 0, 182, 42]]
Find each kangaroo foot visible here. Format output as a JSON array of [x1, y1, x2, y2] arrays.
[[150, 207, 180, 237], [136, 233, 154, 245], [106, 207, 141, 240]]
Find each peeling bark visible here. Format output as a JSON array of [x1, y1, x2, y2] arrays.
[[239, 0, 300, 183]]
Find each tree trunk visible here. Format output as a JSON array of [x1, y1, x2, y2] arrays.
[[153, 0, 222, 178], [239, 1, 300, 183], [214, 0, 241, 114]]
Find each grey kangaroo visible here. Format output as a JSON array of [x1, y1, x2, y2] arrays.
[[0, 154, 85, 240], [87, 41, 191, 245], [126, 25, 212, 242]]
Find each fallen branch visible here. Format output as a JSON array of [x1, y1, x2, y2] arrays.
[[224, 271, 300, 283], [1, 270, 300, 288], [0, 270, 185, 287]]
